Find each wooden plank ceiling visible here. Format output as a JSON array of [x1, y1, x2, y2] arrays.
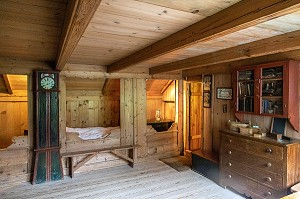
[[0, 75, 27, 94], [0, 0, 300, 76]]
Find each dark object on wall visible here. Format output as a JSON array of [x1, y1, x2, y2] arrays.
[[216, 88, 233, 100], [203, 92, 211, 108], [203, 75, 212, 91], [271, 117, 287, 135], [147, 120, 174, 132]]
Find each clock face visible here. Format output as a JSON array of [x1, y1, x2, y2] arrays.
[[41, 77, 55, 89], [36, 71, 58, 91]]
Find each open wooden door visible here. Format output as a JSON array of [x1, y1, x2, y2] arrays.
[[189, 82, 203, 151]]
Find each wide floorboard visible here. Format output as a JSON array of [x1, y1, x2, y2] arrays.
[[0, 161, 244, 199]]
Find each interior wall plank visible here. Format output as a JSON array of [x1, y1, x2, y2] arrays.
[[120, 78, 134, 145], [0, 101, 28, 148], [212, 74, 233, 152]]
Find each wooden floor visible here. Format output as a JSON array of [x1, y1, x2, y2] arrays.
[[0, 161, 244, 199]]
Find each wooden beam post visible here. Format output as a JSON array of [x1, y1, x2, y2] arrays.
[[3, 74, 13, 94], [150, 29, 300, 74], [182, 49, 300, 76], [107, 0, 300, 73], [56, 0, 102, 71]]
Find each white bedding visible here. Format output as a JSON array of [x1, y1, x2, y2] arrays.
[[66, 127, 119, 140]]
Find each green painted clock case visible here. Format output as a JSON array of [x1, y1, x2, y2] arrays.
[[32, 70, 63, 184]]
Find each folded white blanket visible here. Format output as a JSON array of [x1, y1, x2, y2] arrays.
[[66, 127, 116, 140]]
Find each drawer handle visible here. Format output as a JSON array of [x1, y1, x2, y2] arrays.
[[228, 175, 232, 179], [227, 139, 232, 143], [266, 177, 272, 182], [266, 148, 272, 153], [267, 162, 272, 167], [228, 150, 232, 155], [228, 162, 232, 167], [264, 192, 272, 197]]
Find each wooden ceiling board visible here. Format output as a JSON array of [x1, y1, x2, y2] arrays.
[[99, 0, 204, 23], [0, 0, 67, 61], [146, 79, 169, 92], [0, 1, 66, 22], [7, 75, 27, 91], [85, 23, 170, 40], [69, 0, 207, 67], [135, 0, 242, 17], [0, 75, 7, 93]]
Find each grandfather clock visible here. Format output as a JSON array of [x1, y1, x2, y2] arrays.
[[32, 71, 63, 184]]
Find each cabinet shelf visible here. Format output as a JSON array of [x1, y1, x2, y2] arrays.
[[233, 61, 299, 131]]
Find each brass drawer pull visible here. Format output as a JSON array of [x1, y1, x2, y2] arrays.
[[228, 150, 232, 155], [267, 162, 272, 167], [228, 175, 232, 179], [227, 138, 232, 143], [264, 191, 272, 197], [266, 177, 272, 182], [228, 162, 232, 167], [266, 148, 272, 153]]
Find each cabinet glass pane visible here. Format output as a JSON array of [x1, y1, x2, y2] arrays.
[[261, 66, 283, 115], [262, 66, 283, 79], [237, 70, 254, 112], [261, 97, 283, 115]]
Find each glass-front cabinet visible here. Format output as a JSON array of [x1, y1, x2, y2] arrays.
[[233, 61, 299, 131]]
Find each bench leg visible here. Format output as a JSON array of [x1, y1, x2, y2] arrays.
[[69, 157, 74, 178], [128, 148, 134, 168]]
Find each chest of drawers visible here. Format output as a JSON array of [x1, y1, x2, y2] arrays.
[[219, 130, 300, 199]]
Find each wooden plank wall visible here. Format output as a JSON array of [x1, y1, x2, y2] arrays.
[[211, 74, 234, 152], [66, 93, 120, 128], [0, 92, 28, 149]]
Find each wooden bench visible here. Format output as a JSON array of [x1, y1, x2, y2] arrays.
[[61, 145, 140, 178]]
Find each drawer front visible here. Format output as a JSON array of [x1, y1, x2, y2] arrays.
[[220, 146, 284, 174], [221, 159, 283, 189], [221, 134, 284, 160], [220, 170, 286, 199]]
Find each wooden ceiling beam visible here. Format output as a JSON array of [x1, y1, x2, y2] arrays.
[[107, 0, 300, 73], [56, 0, 102, 71], [150, 29, 300, 74], [182, 49, 300, 76], [3, 74, 13, 94]]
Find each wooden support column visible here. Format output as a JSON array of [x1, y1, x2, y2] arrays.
[[176, 80, 184, 155], [120, 78, 147, 166]]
